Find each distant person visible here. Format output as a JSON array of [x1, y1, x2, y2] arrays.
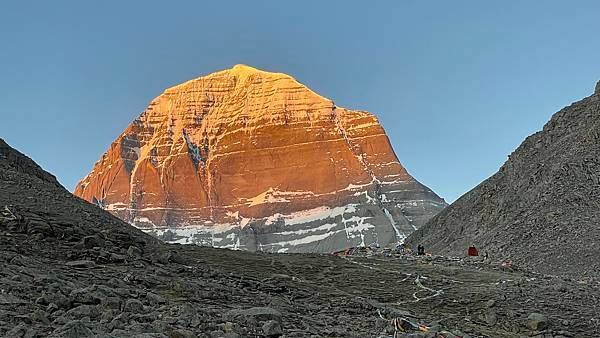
[[417, 244, 425, 256], [395, 243, 405, 253]]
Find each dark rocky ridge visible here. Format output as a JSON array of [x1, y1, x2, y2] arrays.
[[407, 82, 600, 278], [0, 138, 160, 251], [0, 139, 60, 188], [1, 138, 599, 337]]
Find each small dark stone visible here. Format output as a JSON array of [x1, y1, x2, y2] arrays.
[[146, 292, 166, 306], [226, 307, 282, 323], [52, 320, 94, 338], [262, 320, 283, 337], [127, 246, 143, 259], [124, 298, 144, 313], [65, 260, 96, 269], [527, 313, 548, 331], [82, 235, 105, 248]]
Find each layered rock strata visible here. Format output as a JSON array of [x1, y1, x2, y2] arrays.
[[75, 65, 446, 252]]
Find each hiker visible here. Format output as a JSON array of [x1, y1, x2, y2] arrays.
[[395, 243, 406, 253], [417, 244, 425, 256]]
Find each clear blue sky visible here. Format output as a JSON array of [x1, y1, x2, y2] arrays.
[[1, 1, 599, 203]]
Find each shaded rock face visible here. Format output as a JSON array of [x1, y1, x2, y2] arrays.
[[0, 138, 159, 251], [0, 139, 61, 188], [407, 83, 600, 278], [75, 65, 446, 252]]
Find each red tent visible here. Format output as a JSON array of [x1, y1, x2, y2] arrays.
[[468, 246, 479, 256]]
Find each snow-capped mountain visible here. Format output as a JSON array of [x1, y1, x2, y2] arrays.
[[75, 64, 446, 252]]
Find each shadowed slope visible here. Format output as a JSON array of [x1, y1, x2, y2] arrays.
[[407, 82, 600, 278], [74, 65, 446, 252]]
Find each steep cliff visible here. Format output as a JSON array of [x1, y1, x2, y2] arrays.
[[75, 65, 446, 252]]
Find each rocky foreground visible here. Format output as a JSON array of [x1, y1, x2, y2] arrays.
[[2, 213, 600, 338], [1, 137, 598, 337]]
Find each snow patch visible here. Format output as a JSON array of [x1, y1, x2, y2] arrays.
[[283, 204, 357, 226], [383, 208, 406, 240], [133, 216, 155, 226], [247, 188, 295, 206], [273, 222, 338, 236]]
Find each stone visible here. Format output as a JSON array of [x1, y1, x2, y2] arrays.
[[31, 309, 51, 325], [170, 329, 195, 338], [209, 331, 226, 338], [485, 310, 498, 326], [82, 235, 105, 248], [74, 65, 446, 253], [107, 313, 129, 331], [0, 294, 27, 304], [157, 251, 186, 265], [47, 303, 60, 313], [69, 287, 103, 305], [526, 313, 548, 331], [5, 323, 29, 337], [128, 245, 143, 258], [52, 320, 95, 338], [65, 304, 100, 319], [100, 296, 121, 310], [226, 306, 282, 323], [262, 319, 283, 337], [124, 298, 145, 313], [219, 334, 241, 338], [27, 220, 53, 236], [110, 253, 126, 263], [65, 260, 96, 269], [146, 292, 166, 306]]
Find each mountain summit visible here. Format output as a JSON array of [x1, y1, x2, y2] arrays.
[[75, 65, 446, 252]]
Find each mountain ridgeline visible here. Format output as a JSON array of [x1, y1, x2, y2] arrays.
[[408, 81, 600, 277]]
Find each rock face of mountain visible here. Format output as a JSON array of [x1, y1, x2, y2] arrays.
[[5, 138, 600, 337], [407, 82, 600, 277], [75, 65, 446, 252]]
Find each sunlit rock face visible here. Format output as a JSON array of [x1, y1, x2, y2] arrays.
[[75, 65, 446, 252]]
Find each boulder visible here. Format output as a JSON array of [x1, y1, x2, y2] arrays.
[[526, 313, 548, 331]]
